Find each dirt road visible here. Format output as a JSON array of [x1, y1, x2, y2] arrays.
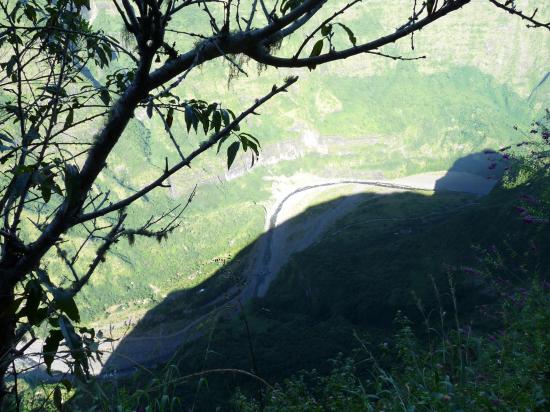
[[16, 170, 494, 379]]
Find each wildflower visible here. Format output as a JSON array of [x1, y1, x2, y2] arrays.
[[514, 206, 527, 215], [522, 215, 548, 224]]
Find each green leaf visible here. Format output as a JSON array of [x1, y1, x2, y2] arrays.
[[42, 85, 67, 97], [53, 386, 63, 411], [55, 293, 80, 323], [40, 184, 52, 203], [43, 330, 63, 374], [248, 140, 259, 157], [321, 24, 332, 36], [227, 141, 240, 170], [96, 47, 109, 67], [48, 316, 60, 328], [59, 316, 89, 375], [206, 102, 217, 117], [0, 139, 13, 152], [161, 394, 170, 410], [337, 23, 357, 46], [24, 128, 40, 143], [184, 105, 195, 133], [226, 109, 236, 120], [221, 109, 230, 127], [79, 326, 95, 340], [427, 0, 435, 15], [166, 107, 174, 129], [34, 308, 49, 325], [4, 56, 17, 78], [226, 109, 238, 130], [3, 104, 22, 118], [197, 110, 209, 134], [191, 108, 200, 132], [60, 379, 72, 391], [24, 5, 37, 23], [310, 39, 323, 58], [212, 110, 222, 134], [64, 108, 74, 129], [19, 279, 43, 324]]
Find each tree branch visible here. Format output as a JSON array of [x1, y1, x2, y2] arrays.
[[77, 76, 299, 223], [488, 0, 549, 30], [248, 0, 471, 67]]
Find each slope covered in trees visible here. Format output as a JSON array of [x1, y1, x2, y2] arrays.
[[1, 0, 549, 410]]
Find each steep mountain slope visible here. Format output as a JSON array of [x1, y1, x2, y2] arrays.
[[96, 166, 550, 410], [62, 1, 550, 333]]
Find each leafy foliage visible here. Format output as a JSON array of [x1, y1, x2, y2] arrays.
[[234, 280, 550, 411], [0, 0, 548, 408]]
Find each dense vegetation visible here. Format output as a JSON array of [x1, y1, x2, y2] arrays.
[[76, 64, 537, 325], [2, 0, 549, 410], [234, 281, 549, 411], [9, 114, 542, 411]]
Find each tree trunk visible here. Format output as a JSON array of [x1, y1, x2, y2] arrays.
[[0, 282, 16, 409]]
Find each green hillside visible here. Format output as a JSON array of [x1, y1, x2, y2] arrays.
[[82, 157, 550, 411], [4, 2, 535, 344], [4, 0, 550, 410], [71, 10, 548, 326]]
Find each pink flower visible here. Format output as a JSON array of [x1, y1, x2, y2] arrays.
[[515, 206, 527, 215], [523, 216, 548, 224]]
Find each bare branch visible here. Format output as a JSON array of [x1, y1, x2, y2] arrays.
[[488, 0, 549, 30]]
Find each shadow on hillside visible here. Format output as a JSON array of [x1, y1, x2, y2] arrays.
[[94, 151, 524, 380], [434, 150, 508, 194]]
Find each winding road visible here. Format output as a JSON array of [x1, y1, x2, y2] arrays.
[[16, 170, 495, 380]]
